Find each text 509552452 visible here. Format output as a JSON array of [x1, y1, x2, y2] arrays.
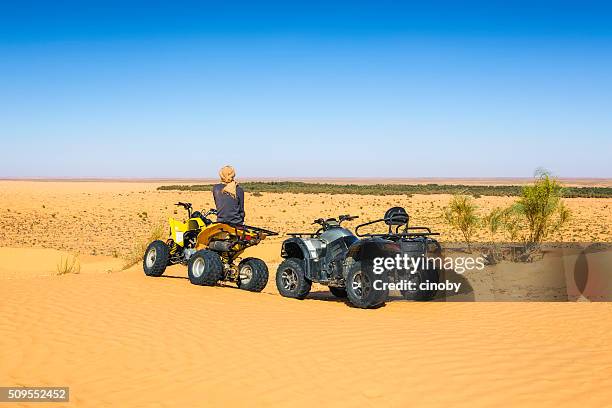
[[0, 387, 69, 402]]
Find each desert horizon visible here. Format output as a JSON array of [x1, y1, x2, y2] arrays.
[[2, 176, 612, 187]]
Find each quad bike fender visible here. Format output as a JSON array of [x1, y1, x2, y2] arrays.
[[169, 217, 207, 247], [169, 218, 188, 246], [280, 238, 320, 280], [196, 223, 235, 247]]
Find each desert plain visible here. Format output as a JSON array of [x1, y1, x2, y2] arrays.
[[1, 180, 612, 407]]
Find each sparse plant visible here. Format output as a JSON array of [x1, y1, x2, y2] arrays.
[[483, 207, 504, 241], [513, 169, 571, 245], [482, 207, 504, 263], [444, 194, 479, 251], [252, 191, 263, 197], [56, 253, 81, 275], [123, 224, 166, 269]]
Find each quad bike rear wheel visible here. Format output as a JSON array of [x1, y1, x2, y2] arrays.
[[401, 269, 439, 301], [346, 261, 388, 309], [276, 258, 311, 299], [329, 286, 347, 298], [237, 258, 269, 292], [143, 240, 170, 277], [188, 250, 223, 286]]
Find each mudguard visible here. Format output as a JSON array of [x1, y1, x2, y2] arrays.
[[280, 238, 321, 280], [346, 237, 400, 261], [344, 237, 401, 279]]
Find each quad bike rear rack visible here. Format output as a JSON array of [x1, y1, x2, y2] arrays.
[[287, 232, 320, 238], [355, 218, 440, 238], [215, 222, 279, 237]]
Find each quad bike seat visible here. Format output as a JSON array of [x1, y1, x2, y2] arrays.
[[384, 207, 409, 225]]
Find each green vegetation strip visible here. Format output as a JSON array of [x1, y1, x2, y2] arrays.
[[157, 182, 612, 198]]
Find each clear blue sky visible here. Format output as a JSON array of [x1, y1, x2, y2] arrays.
[[1, 1, 611, 178]]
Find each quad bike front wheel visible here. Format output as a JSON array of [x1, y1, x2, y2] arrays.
[[143, 240, 170, 277], [276, 258, 311, 299], [346, 261, 388, 309], [188, 250, 223, 286], [237, 258, 269, 292]]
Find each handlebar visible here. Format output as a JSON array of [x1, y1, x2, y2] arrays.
[[339, 214, 359, 222], [203, 208, 218, 217], [312, 214, 359, 229], [175, 203, 217, 220]]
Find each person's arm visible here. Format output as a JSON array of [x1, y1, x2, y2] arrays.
[[238, 187, 245, 222], [212, 185, 220, 208]]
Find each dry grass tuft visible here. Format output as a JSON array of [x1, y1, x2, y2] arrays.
[[122, 224, 166, 270], [56, 253, 81, 275]]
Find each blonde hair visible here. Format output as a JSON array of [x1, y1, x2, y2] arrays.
[[219, 165, 237, 198]]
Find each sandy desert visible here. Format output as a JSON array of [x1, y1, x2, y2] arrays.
[[1, 180, 612, 407], [0, 180, 610, 258]]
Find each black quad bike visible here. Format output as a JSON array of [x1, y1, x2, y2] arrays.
[[275, 207, 442, 308]]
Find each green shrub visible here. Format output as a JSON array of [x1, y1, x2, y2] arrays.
[[483, 207, 504, 241], [444, 195, 479, 250], [513, 170, 571, 245], [494, 170, 571, 252]]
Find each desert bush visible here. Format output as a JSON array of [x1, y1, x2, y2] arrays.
[[482, 207, 511, 263], [444, 195, 479, 250], [122, 224, 166, 269], [483, 207, 504, 241], [57, 253, 81, 275], [498, 205, 526, 242], [512, 170, 571, 245]]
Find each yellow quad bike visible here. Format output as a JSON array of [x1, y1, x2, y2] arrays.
[[143, 202, 278, 292]]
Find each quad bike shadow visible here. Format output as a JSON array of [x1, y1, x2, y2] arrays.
[[305, 269, 474, 305], [385, 269, 475, 302]]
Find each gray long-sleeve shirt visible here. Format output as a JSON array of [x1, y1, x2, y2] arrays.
[[212, 183, 245, 224]]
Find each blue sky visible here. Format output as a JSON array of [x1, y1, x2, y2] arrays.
[[1, 1, 611, 178]]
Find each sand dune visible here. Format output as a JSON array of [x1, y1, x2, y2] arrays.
[[1, 250, 612, 407], [0, 248, 123, 279], [1, 180, 611, 406]]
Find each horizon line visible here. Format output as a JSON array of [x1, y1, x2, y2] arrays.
[[1, 176, 611, 187]]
